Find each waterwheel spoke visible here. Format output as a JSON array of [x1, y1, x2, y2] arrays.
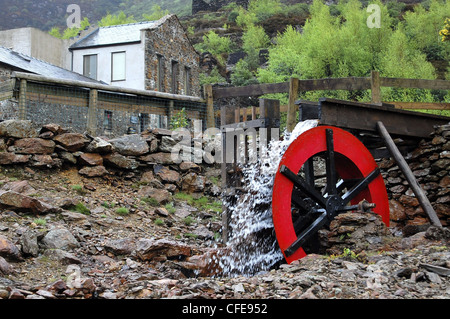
[[280, 165, 327, 209], [325, 129, 337, 195], [342, 168, 381, 203]]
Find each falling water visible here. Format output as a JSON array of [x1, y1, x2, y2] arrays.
[[218, 120, 319, 276]]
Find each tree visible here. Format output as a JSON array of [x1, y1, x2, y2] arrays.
[[142, 5, 169, 21], [98, 11, 136, 27], [49, 17, 91, 39]]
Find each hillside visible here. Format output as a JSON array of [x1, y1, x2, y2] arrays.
[[0, 0, 191, 31]]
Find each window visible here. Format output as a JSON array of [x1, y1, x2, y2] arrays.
[[157, 54, 164, 92], [171, 60, 179, 94], [104, 111, 113, 131], [111, 52, 126, 82], [83, 54, 97, 80], [184, 66, 191, 96]]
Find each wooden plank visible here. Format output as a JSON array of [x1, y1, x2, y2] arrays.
[[299, 77, 371, 91], [204, 84, 215, 128], [388, 102, 450, 110], [287, 77, 299, 132], [381, 77, 450, 90], [212, 82, 289, 99], [318, 98, 450, 138], [377, 121, 442, 227], [371, 70, 381, 104]]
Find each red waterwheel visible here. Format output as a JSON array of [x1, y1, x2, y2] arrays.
[[272, 126, 390, 264]]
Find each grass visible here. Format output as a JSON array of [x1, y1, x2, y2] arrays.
[[183, 216, 195, 226], [141, 197, 160, 207], [69, 202, 91, 215], [33, 218, 47, 226], [174, 192, 222, 213], [154, 218, 164, 226], [115, 207, 130, 216], [71, 184, 86, 195], [164, 202, 176, 214]]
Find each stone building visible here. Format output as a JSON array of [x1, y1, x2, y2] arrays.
[[70, 15, 200, 97]]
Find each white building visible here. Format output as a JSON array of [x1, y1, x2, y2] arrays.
[[69, 21, 153, 90]]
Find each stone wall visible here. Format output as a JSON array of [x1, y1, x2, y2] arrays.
[[144, 15, 201, 98], [382, 123, 450, 229], [0, 120, 220, 202], [0, 63, 13, 83]]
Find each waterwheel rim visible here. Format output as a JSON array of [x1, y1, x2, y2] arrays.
[[272, 126, 389, 264]]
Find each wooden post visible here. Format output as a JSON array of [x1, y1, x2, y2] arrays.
[[18, 79, 27, 120], [287, 77, 299, 132], [371, 70, 381, 105], [204, 84, 215, 128], [376, 121, 442, 227], [87, 89, 98, 136]]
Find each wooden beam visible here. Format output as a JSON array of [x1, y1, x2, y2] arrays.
[[388, 102, 450, 110], [12, 72, 204, 103], [212, 82, 289, 99], [87, 89, 98, 136], [204, 84, 215, 128], [376, 121, 442, 227], [287, 77, 299, 133], [371, 70, 381, 104], [18, 79, 27, 120], [381, 77, 450, 90]]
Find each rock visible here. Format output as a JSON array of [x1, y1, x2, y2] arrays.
[[155, 166, 181, 184], [59, 151, 77, 164], [140, 171, 155, 183], [0, 235, 22, 261], [79, 153, 103, 166], [0, 191, 61, 214], [41, 228, 80, 251], [181, 173, 206, 193], [0, 152, 31, 165], [0, 180, 36, 196], [20, 230, 39, 257], [389, 199, 407, 222], [179, 162, 201, 172], [32, 155, 62, 168], [137, 187, 171, 204], [136, 238, 191, 261], [109, 135, 149, 156], [12, 138, 55, 155], [0, 256, 14, 275], [139, 152, 174, 165], [159, 136, 179, 153], [0, 120, 37, 138], [103, 153, 139, 170], [54, 133, 90, 152], [78, 166, 108, 177], [152, 128, 173, 136], [85, 137, 113, 154], [155, 207, 169, 217], [104, 238, 136, 256], [40, 123, 63, 135]]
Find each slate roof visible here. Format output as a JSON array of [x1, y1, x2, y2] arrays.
[[69, 21, 159, 50], [0, 46, 103, 84]]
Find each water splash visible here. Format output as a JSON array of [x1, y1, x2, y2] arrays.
[[218, 120, 319, 276]]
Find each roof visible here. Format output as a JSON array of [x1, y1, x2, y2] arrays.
[[0, 46, 103, 84], [69, 20, 159, 50]]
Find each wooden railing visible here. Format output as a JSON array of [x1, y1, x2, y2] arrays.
[[204, 71, 450, 131]]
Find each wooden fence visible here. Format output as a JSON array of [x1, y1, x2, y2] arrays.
[[204, 70, 450, 132]]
